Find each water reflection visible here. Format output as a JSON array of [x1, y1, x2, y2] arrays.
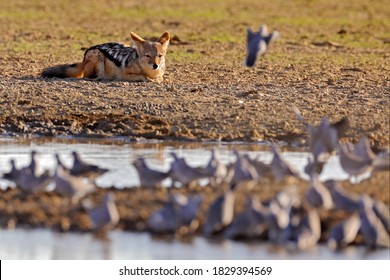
[[0, 137, 351, 189], [0, 229, 388, 260]]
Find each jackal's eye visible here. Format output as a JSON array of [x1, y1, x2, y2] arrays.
[[144, 54, 151, 58], [158, 54, 163, 58]]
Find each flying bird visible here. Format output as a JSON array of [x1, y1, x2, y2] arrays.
[[338, 142, 374, 181], [305, 175, 334, 210], [245, 24, 279, 67], [338, 137, 389, 180], [323, 180, 360, 212], [292, 106, 349, 162], [53, 165, 95, 204]]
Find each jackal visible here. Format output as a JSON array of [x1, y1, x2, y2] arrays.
[[42, 32, 170, 82]]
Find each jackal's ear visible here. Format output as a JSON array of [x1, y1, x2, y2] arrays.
[[157, 32, 170, 47], [130, 32, 145, 45]]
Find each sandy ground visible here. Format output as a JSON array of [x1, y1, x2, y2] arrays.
[[0, 54, 389, 147], [0, 1, 389, 148]]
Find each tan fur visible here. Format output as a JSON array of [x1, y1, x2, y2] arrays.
[[42, 32, 170, 82]]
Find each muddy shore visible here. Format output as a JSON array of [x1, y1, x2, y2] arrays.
[[0, 171, 388, 245]]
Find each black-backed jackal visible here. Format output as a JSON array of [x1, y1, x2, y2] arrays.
[[42, 32, 170, 82]]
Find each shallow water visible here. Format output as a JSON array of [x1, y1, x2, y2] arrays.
[[0, 228, 388, 260], [0, 137, 380, 260], [0, 137, 350, 189]]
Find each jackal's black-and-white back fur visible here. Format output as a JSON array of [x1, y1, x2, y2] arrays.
[[42, 31, 170, 82]]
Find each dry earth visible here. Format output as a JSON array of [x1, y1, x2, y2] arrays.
[[0, 0, 389, 148]]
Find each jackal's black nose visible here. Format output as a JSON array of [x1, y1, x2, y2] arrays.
[[153, 64, 158, 70]]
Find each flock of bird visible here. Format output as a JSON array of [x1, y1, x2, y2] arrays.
[[136, 110, 390, 250], [2, 150, 119, 232], [1, 107, 389, 251]]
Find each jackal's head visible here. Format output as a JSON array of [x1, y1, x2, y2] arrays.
[[131, 32, 170, 76]]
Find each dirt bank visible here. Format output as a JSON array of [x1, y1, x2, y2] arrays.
[[1, 172, 388, 244], [0, 0, 389, 148]]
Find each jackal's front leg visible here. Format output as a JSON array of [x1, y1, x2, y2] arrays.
[[122, 73, 149, 82]]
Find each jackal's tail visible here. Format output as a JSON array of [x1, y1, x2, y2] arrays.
[[41, 62, 85, 78]]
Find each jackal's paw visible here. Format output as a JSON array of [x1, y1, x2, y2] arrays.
[[149, 76, 164, 83]]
